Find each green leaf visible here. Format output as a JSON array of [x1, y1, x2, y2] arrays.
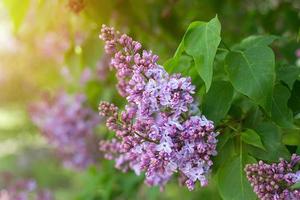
[[202, 80, 234, 124], [271, 84, 295, 128], [248, 122, 290, 161], [213, 135, 235, 171], [3, 0, 30, 31], [244, 106, 263, 129], [291, 182, 300, 189], [241, 129, 265, 150], [237, 35, 277, 50], [297, 146, 300, 154], [164, 55, 202, 88], [217, 154, 257, 200], [164, 55, 193, 74], [183, 16, 221, 91], [225, 46, 275, 111], [282, 129, 300, 145], [173, 37, 186, 58], [171, 21, 205, 59], [277, 65, 300, 90], [289, 81, 300, 115]]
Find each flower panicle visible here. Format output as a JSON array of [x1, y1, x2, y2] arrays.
[[30, 92, 100, 170], [0, 174, 54, 200], [245, 154, 300, 200], [98, 25, 218, 191]]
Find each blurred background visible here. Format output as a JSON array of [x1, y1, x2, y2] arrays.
[[0, 0, 299, 199]]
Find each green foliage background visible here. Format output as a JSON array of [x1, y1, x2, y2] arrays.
[[0, 0, 299, 199]]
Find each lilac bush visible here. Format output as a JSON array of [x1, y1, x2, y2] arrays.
[[0, 174, 53, 200], [98, 25, 218, 191], [30, 92, 100, 170], [245, 154, 300, 200]]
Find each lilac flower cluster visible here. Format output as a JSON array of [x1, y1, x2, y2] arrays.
[[0, 174, 53, 200], [98, 25, 218, 190], [245, 154, 300, 200], [30, 92, 100, 170]]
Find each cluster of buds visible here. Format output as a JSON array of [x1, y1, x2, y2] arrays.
[[30, 92, 100, 170], [245, 154, 300, 199], [98, 25, 218, 190]]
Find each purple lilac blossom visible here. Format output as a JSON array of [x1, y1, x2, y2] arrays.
[[98, 25, 218, 191], [30, 92, 100, 170], [245, 154, 300, 200], [0, 174, 54, 200]]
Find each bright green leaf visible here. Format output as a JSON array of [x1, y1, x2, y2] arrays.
[[172, 21, 205, 59], [173, 36, 186, 59], [241, 129, 265, 150], [237, 35, 277, 50], [164, 55, 193, 74], [183, 16, 221, 91], [225, 46, 275, 111], [164, 55, 202, 87], [202, 80, 234, 124]]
